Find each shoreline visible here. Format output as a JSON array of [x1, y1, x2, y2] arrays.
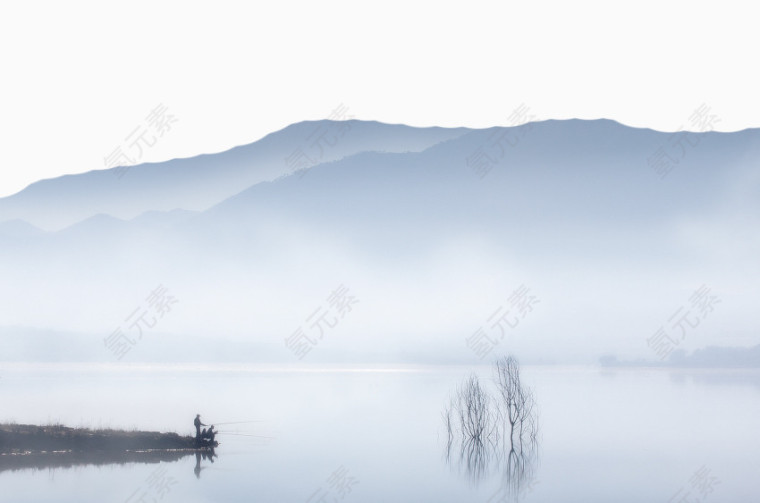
[[0, 423, 217, 455]]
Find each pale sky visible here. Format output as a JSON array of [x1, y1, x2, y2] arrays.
[[1, 0, 758, 198]]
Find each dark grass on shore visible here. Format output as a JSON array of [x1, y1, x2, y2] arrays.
[[0, 423, 206, 454]]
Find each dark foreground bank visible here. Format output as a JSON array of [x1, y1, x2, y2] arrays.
[[0, 423, 217, 454]]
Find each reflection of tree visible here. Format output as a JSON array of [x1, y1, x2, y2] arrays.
[[444, 431, 539, 501], [445, 437, 495, 483], [443, 356, 539, 500], [488, 440, 539, 502]]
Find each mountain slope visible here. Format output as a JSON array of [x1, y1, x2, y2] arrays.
[[0, 120, 468, 230], [0, 119, 758, 363]]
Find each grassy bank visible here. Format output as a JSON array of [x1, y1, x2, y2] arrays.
[[0, 423, 214, 454]]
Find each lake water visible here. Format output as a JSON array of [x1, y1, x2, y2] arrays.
[[0, 364, 758, 502]]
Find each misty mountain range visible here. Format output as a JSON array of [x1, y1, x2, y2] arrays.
[[0, 121, 467, 231], [1, 119, 758, 364]]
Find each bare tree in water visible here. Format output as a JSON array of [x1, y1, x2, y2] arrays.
[[494, 356, 538, 451], [443, 374, 499, 482], [446, 374, 497, 443], [443, 355, 539, 498], [443, 356, 537, 450]]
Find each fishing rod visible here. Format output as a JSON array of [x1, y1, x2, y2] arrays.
[[212, 420, 265, 426], [217, 431, 274, 439]]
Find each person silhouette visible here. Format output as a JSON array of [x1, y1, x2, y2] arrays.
[[194, 414, 206, 439], [202, 447, 217, 462], [194, 451, 203, 479]]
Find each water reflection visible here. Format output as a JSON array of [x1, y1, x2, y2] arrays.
[[669, 369, 760, 391], [445, 433, 539, 500], [445, 438, 495, 482], [600, 367, 760, 391], [495, 443, 540, 502], [0, 448, 201, 474], [194, 447, 217, 478], [443, 357, 540, 501]]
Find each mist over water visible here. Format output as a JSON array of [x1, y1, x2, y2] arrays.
[[1, 364, 758, 502], [1, 119, 758, 501]]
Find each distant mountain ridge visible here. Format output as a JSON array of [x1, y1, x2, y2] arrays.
[[0, 118, 757, 364], [0, 120, 469, 231], [6, 118, 759, 236]]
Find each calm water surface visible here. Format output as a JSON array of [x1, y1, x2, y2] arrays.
[[0, 364, 758, 502]]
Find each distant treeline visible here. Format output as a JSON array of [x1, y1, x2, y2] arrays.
[[600, 344, 760, 368]]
